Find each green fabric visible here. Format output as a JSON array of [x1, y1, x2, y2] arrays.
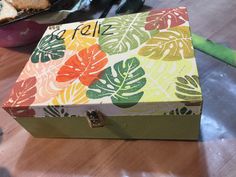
[[16, 115, 200, 140], [192, 33, 236, 67]]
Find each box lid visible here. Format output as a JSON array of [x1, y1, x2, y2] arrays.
[[2, 7, 202, 118]]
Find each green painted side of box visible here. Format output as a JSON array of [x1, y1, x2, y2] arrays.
[[16, 115, 201, 140]]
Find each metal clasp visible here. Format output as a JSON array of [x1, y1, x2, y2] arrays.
[[86, 110, 105, 128]]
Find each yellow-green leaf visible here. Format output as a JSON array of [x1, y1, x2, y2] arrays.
[[63, 21, 99, 52], [138, 26, 194, 60], [175, 75, 202, 101], [99, 12, 156, 55], [51, 81, 89, 105]]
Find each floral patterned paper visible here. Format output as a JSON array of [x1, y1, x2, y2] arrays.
[[2, 7, 202, 118]]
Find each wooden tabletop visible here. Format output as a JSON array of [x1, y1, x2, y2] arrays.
[[1, 1, 236, 177]]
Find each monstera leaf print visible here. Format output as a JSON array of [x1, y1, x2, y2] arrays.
[[44, 82, 88, 117], [50, 81, 89, 105], [164, 107, 195, 116], [87, 57, 146, 108], [31, 34, 65, 63], [2, 77, 37, 117], [56, 44, 108, 86], [63, 21, 99, 52], [145, 7, 189, 30], [175, 75, 202, 100], [44, 106, 76, 117], [19, 51, 76, 104], [99, 12, 156, 55], [138, 26, 194, 60]]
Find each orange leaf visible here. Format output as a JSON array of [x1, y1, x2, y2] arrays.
[[2, 77, 37, 117], [56, 44, 108, 86]]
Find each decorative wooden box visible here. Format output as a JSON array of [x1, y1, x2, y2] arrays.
[[2, 7, 202, 140]]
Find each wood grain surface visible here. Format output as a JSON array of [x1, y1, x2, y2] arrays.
[[1, 1, 236, 177]]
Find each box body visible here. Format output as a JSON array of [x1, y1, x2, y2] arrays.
[[16, 115, 200, 140], [2, 7, 202, 140]]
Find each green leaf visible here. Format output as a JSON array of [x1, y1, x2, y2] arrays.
[[175, 75, 202, 100], [176, 82, 195, 90], [31, 34, 65, 63], [99, 12, 156, 55], [43, 105, 76, 118], [185, 75, 198, 87], [165, 107, 195, 115], [87, 57, 146, 108], [177, 77, 188, 84]]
